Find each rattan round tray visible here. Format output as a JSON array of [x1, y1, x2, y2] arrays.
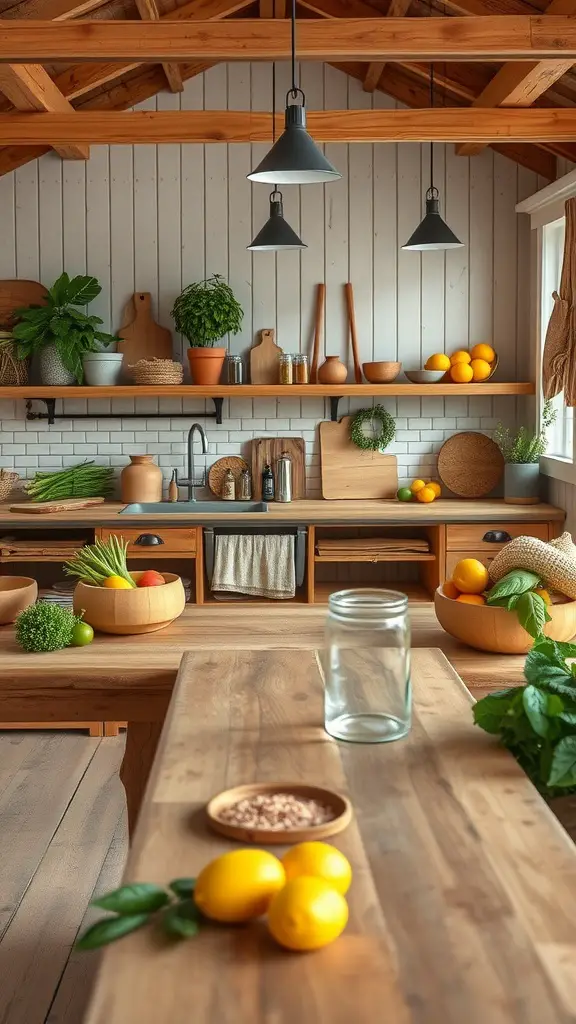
[[208, 456, 248, 497], [437, 431, 504, 498]]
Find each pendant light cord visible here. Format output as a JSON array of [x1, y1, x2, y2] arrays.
[[429, 61, 434, 194], [290, 0, 297, 98]]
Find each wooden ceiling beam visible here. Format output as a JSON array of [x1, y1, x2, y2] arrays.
[[0, 63, 87, 158], [3, 17, 576, 64], [2, 107, 576, 145], [363, 0, 412, 94], [2, 0, 109, 19], [135, 0, 182, 94]]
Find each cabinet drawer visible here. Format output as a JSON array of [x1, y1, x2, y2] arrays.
[[446, 551, 497, 578], [98, 527, 196, 554], [446, 522, 548, 552]]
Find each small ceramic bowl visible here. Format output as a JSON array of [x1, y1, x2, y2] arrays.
[[206, 782, 352, 844], [362, 361, 402, 383], [0, 576, 38, 624], [404, 369, 445, 384]]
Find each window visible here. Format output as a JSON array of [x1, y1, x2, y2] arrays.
[[541, 217, 573, 462]]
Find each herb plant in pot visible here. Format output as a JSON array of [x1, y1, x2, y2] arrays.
[[171, 274, 243, 385], [12, 273, 120, 386], [494, 400, 556, 505]]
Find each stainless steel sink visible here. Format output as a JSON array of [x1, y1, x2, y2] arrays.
[[120, 501, 269, 514]]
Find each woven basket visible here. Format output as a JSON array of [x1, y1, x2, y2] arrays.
[[128, 358, 184, 386], [0, 335, 28, 386], [0, 470, 19, 502], [488, 532, 576, 600]]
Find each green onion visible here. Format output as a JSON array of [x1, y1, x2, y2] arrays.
[[64, 535, 135, 587]]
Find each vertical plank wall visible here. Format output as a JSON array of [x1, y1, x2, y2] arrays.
[[0, 63, 544, 495]]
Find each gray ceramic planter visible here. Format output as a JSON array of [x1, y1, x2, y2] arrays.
[[39, 344, 76, 385], [83, 352, 123, 387], [504, 463, 541, 505]]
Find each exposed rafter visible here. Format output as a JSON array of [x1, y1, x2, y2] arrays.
[[0, 63, 88, 159], [135, 0, 182, 93], [363, 0, 411, 94]]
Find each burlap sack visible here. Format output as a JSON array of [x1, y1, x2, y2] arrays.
[[488, 532, 576, 599]]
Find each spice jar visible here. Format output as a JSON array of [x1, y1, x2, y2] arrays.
[[221, 469, 236, 501], [227, 354, 243, 385], [279, 353, 293, 385], [293, 353, 309, 383], [237, 467, 252, 501]]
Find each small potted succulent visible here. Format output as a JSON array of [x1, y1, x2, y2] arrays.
[[171, 274, 243, 385], [12, 272, 120, 386], [494, 399, 557, 505]]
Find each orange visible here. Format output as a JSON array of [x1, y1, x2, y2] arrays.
[[534, 587, 552, 606], [456, 594, 486, 606], [425, 353, 451, 372], [450, 362, 474, 384], [194, 849, 285, 923], [103, 575, 133, 589], [470, 344, 495, 363], [451, 558, 489, 595], [426, 480, 442, 497], [267, 876, 349, 952], [281, 842, 352, 896], [416, 485, 436, 503], [450, 350, 471, 365], [410, 478, 426, 495], [443, 580, 460, 599], [470, 358, 492, 382]]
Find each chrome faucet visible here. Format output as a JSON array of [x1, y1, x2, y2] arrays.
[[177, 422, 208, 501]]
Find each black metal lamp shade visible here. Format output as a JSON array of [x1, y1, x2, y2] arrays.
[[402, 188, 464, 251], [248, 190, 306, 251], [248, 94, 341, 185]]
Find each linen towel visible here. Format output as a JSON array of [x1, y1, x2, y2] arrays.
[[211, 534, 296, 599]]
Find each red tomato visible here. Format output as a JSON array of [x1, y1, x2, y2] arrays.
[[137, 570, 165, 588]]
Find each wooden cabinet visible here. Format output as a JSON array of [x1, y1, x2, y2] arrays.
[[446, 522, 549, 551], [97, 526, 196, 555]]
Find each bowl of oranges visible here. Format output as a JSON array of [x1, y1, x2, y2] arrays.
[[425, 344, 497, 384]]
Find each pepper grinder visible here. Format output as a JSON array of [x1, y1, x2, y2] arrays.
[[276, 451, 293, 503]]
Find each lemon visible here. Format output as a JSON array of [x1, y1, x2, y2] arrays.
[[534, 587, 552, 606], [451, 558, 489, 595], [281, 842, 352, 896], [450, 350, 471, 365], [470, 343, 495, 363], [416, 485, 436, 503], [425, 353, 450, 372], [456, 594, 486, 606], [449, 362, 474, 384], [470, 358, 492, 382], [267, 876, 349, 951], [426, 481, 442, 497], [103, 575, 133, 589], [410, 478, 426, 495], [194, 849, 285, 923]]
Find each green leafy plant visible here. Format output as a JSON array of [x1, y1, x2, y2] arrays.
[[485, 568, 552, 638], [474, 635, 576, 797], [171, 274, 243, 347], [494, 399, 557, 463], [15, 602, 81, 653], [12, 273, 119, 383], [25, 461, 114, 502], [64, 535, 135, 588], [76, 879, 200, 949]]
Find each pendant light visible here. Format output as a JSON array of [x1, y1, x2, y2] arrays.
[[402, 64, 463, 252], [248, 63, 306, 251], [248, 0, 340, 185]]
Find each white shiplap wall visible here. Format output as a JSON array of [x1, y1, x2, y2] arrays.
[[0, 63, 544, 496]]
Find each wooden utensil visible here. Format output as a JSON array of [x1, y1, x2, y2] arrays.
[[310, 283, 325, 384], [250, 437, 306, 500], [0, 280, 47, 329], [117, 293, 173, 369], [344, 282, 363, 384], [319, 417, 398, 499], [9, 497, 106, 515], [249, 328, 283, 385], [206, 782, 352, 844], [208, 456, 248, 497], [437, 432, 504, 498]]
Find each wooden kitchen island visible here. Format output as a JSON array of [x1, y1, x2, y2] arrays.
[[84, 647, 576, 1024]]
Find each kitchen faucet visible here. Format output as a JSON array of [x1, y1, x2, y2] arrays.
[[177, 422, 208, 501]]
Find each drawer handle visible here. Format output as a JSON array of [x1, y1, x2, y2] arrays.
[[482, 530, 512, 544], [134, 533, 165, 546]]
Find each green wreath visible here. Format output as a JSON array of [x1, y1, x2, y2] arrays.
[[350, 404, 395, 452]]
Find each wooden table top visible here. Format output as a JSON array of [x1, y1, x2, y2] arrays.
[[85, 647, 576, 1024]]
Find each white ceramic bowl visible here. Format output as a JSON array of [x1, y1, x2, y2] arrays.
[[404, 369, 446, 384]]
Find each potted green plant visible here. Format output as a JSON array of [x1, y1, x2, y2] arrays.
[[171, 274, 243, 385], [494, 399, 556, 505], [12, 273, 120, 386]]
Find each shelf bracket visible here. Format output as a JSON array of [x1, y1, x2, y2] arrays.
[[26, 398, 56, 425], [212, 397, 224, 424], [25, 398, 223, 425], [329, 396, 341, 422]]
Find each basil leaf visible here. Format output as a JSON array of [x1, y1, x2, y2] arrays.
[[76, 913, 149, 950], [551, 639, 576, 660], [522, 686, 549, 738], [169, 878, 196, 899], [486, 570, 541, 603], [524, 650, 574, 692], [547, 693, 565, 716], [516, 592, 548, 639], [473, 690, 516, 734], [161, 900, 201, 939], [548, 736, 576, 788], [92, 883, 169, 915]]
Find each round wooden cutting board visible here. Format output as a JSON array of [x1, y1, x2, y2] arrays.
[[437, 432, 504, 498], [208, 457, 248, 497]]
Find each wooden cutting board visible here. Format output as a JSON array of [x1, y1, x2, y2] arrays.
[[250, 329, 283, 385], [117, 293, 173, 367], [9, 497, 106, 515], [319, 417, 398, 499], [251, 438, 306, 499], [0, 279, 47, 329]]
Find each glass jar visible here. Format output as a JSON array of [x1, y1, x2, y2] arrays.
[[293, 353, 309, 383], [279, 353, 293, 385], [227, 354, 243, 384], [323, 589, 411, 744]]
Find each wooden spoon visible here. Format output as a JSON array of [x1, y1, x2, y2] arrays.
[[345, 282, 363, 384], [310, 283, 325, 384]]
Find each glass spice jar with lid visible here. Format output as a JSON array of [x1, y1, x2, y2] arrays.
[[226, 354, 243, 385], [279, 353, 293, 385], [293, 353, 309, 384]]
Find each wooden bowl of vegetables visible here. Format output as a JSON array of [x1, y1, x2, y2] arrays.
[[66, 535, 186, 635]]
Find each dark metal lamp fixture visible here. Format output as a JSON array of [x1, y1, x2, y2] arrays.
[[248, 189, 306, 251]]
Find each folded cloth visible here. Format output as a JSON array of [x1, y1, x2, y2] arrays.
[[212, 534, 296, 600]]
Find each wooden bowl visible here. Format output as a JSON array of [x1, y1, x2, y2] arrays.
[[0, 576, 38, 624], [206, 783, 353, 844], [362, 361, 401, 384], [434, 586, 576, 654], [73, 571, 185, 635]]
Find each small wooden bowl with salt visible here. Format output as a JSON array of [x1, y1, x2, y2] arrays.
[[206, 783, 352, 844]]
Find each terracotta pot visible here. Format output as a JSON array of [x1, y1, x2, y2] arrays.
[[73, 571, 186, 635], [434, 586, 576, 654], [0, 576, 38, 624], [187, 346, 226, 385], [121, 455, 163, 503], [318, 355, 348, 384]]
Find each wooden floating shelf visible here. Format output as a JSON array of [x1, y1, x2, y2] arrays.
[[0, 383, 535, 398]]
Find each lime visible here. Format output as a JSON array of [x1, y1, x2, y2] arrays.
[[71, 621, 94, 647], [397, 487, 413, 502]]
